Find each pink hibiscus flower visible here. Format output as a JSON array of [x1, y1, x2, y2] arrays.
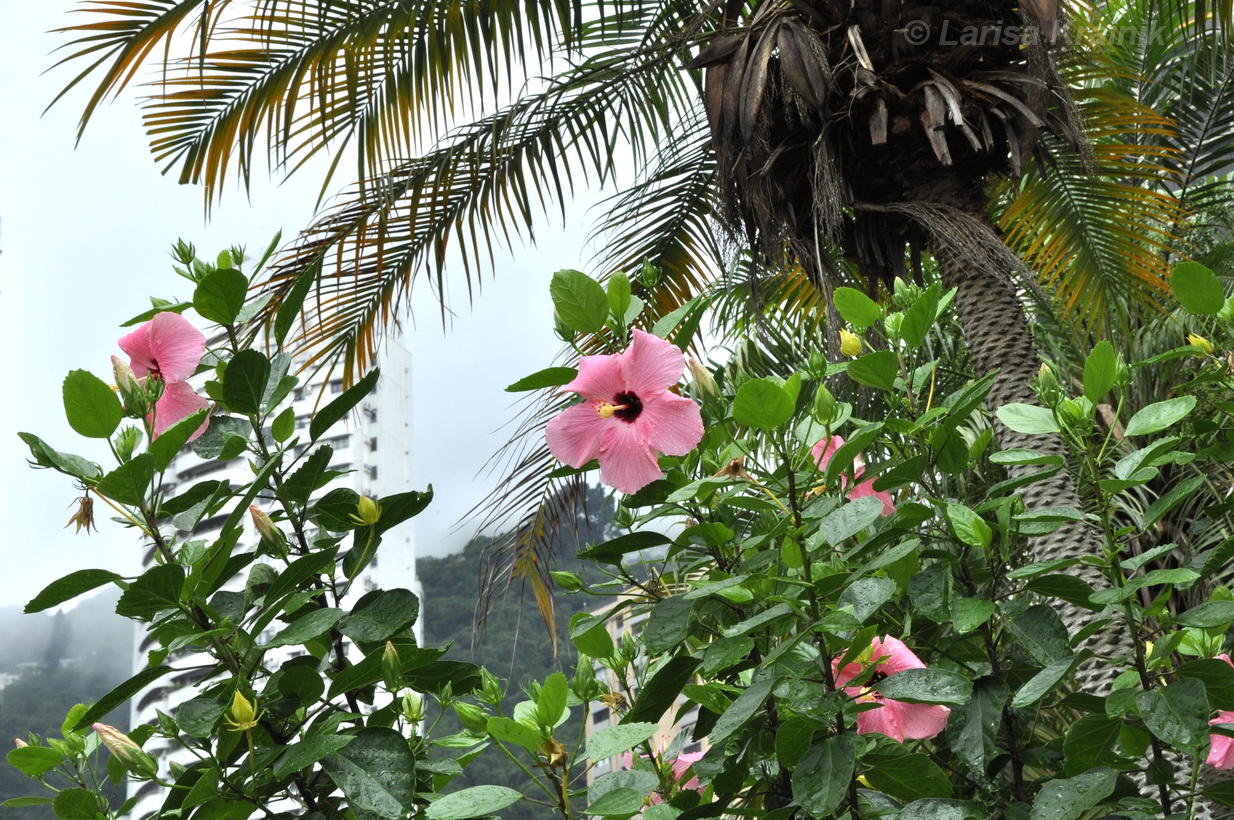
[[1209, 655, 1234, 768], [546, 329, 704, 493], [118, 312, 209, 440], [812, 435, 895, 516], [833, 636, 950, 741]]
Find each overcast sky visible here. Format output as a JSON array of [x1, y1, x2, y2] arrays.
[[0, 3, 602, 607]]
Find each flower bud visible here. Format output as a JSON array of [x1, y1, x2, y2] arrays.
[[812, 384, 838, 425], [349, 496, 382, 527], [383, 641, 404, 692], [1035, 363, 1063, 408], [1188, 333, 1215, 355], [248, 505, 278, 544], [93, 723, 159, 780], [687, 357, 719, 400], [549, 571, 584, 592], [14, 738, 27, 748], [111, 356, 150, 417], [401, 690, 426, 724], [453, 701, 490, 733], [479, 669, 503, 705], [839, 328, 863, 357], [883, 311, 903, 341], [225, 691, 260, 732]]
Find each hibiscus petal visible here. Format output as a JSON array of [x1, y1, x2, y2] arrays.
[[854, 700, 903, 740], [847, 478, 896, 516], [1210, 714, 1234, 768], [546, 403, 607, 467], [894, 700, 951, 740], [620, 329, 686, 395], [149, 313, 207, 382], [118, 322, 157, 378], [639, 392, 704, 456], [597, 420, 663, 494], [811, 435, 845, 470], [563, 351, 626, 401], [151, 381, 210, 440], [872, 636, 927, 676]]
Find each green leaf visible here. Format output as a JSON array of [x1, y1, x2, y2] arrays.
[[6, 746, 65, 777], [710, 676, 777, 745], [375, 489, 433, 535], [191, 416, 251, 460], [1011, 658, 1074, 707], [266, 608, 344, 647], [641, 596, 693, 653], [271, 407, 295, 443], [1006, 604, 1073, 666], [586, 788, 645, 816], [320, 728, 415, 819], [947, 677, 1007, 781], [25, 570, 120, 614], [838, 577, 896, 624], [52, 788, 98, 819], [1124, 396, 1196, 437], [1172, 261, 1225, 315], [792, 735, 854, 817], [833, 287, 882, 327], [774, 717, 815, 770], [586, 722, 660, 761], [426, 786, 524, 820], [311, 369, 380, 441], [2, 798, 54, 808], [951, 598, 997, 634], [733, 379, 795, 431], [946, 503, 992, 548], [817, 496, 886, 546], [72, 666, 175, 729], [96, 453, 154, 507], [340, 589, 419, 642], [116, 564, 185, 620], [273, 259, 318, 347], [875, 669, 972, 705], [1175, 601, 1234, 628], [550, 269, 609, 334], [221, 349, 271, 415], [569, 612, 615, 658], [506, 367, 578, 392], [193, 268, 249, 325], [899, 800, 989, 820], [149, 409, 210, 471], [62, 370, 123, 439], [486, 716, 543, 751], [577, 532, 672, 566], [1203, 779, 1234, 808], [864, 753, 952, 801], [1177, 659, 1234, 710], [1136, 678, 1210, 751], [177, 697, 225, 738], [1062, 715, 1123, 776], [1083, 341, 1118, 404], [607, 271, 632, 321], [847, 351, 899, 391], [17, 433, 101, 480], [1028, 767, 1116, 820], [280, 446, 334, 507], [652, 296, 709, 351], [537, 672, 569, 729], [996, 403, 1059, 434], [900, 284, 941, 349], [273, 735, 354, 779]]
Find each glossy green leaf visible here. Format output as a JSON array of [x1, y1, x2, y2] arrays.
[[6, 746, 65, 777], [996, 403, 1059, 434], [585, 722, 659, 761], [193, 268, 248, 325], [310, 368, 379, 441], [864, 753, 952, 801], [1173, 261, 1225, 315], [1136, 679, 1210, 751], [273, 735, 354, 779], [1062, 715, 1123, 776], [875, 669, 972, 705], [791, 735, 854, 817], [339, 589, 419, 642], [149, 409, 209, 471], [834, 287, 882, 327], [847, 351, 899, 391], [946, 503, 992, 548], [1124, 396, 1196, 437], [221, 349, 270, 414], [26, 569, 121, 614], [550, 269, 608, 334], [116, 564, 185, 620], [486, 717, 543, 751], [320, 728, 415, 819], [426, 786, 524, 820], [72, 666, 175, 729], [62, 370, 123, 439], [273, 259, 318, 346], [733, 379, 794, 430], [1082, 341, 1118, 403], [1028, 767, 1116, 820], [266, 608, 344, 647], [506, 367, 578, 392], [96, 453, 154, 507]]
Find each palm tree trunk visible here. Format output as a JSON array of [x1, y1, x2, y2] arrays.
[[923, 214, 1220, 817]]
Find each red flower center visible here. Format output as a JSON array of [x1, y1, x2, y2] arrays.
[[613, 391, 643, 423]]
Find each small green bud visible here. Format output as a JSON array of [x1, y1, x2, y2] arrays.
[[812, 384, 838, 425], [453, 702, 489, 734], [479, 669, 504, 705], [883, 311, 903, 340], [383, 641, 404, 692], [349, 496, 382, 527], [549, 571, 585, 593], [1035, 363, 1063, 408], [93, 724, 159, 780], [401, 690, 426, 724]]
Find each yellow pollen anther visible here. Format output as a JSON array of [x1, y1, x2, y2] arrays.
[[595, 401, 628, 419]]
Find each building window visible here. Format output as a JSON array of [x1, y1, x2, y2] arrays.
[[364, 406, 377, 422], [368, 437, 378, 452], [366, 465, 378, 479], [330, 379, 344, 393]]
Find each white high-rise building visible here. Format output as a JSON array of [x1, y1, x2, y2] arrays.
[[127, 340, 421, 819]]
